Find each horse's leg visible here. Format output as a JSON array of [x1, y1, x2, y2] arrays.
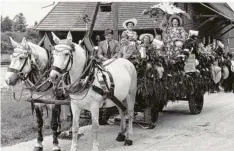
[[69, 105, 73, 136], [34, 105, 44, 151], [116, 107, 126, 142], [124, 95, 135, 146], [70, 102, 81, 151], [51, 104, 61, 151], [90, 102, 100, 151]]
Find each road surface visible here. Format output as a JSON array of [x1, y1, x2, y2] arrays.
[[1, 92, 234, 151]]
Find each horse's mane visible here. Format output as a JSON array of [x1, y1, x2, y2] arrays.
[[27, 42, 48, 70]]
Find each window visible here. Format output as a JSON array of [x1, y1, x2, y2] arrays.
[[100, 3, 112, 12]]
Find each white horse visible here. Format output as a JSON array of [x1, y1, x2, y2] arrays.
[[5, 37, 64, 151], [49, 32, 137, 151]]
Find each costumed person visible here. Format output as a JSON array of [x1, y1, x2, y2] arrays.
[[97, 29, 120, 62], [165, 14, 188, 51], [223, 52, 234, 92], [211, 57, 222, 92], [118, 36, 138, 60], [138, 33, 154, 58], [122, 18, 138, 46]]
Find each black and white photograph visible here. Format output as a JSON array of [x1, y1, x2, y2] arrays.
[[1, 0, 234, 151]]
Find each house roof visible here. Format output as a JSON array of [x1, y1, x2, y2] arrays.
[[36, 2, 159, 31], [203, 3, 234, 22], [36, 2, 234, 31]]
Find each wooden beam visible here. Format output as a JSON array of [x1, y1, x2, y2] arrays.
[[26, 98, 70, 105], [206, 21, 225, 33], [200, 3, 234, 23], [86, 2, 100, 38], [195, 16, 217, 29], [113, 3, 119, 40], [212, 23, 229, 34], [194, 14, 218, 18], [220, 25, 234, 36]]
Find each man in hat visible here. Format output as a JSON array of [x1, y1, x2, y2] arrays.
[[97, 29, 120, 62]]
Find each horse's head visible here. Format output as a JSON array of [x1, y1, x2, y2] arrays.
[[5, 37, 33, 86], [49, 32, 74, 82]]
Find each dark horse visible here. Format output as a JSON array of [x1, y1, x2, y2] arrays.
[[5, 37, 69, 151]]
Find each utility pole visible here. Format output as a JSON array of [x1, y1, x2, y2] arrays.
[[113, 2, 119, 40]]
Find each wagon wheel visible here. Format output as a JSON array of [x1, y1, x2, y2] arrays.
[[188, 93, 204, 115]]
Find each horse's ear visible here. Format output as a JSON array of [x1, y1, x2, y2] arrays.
[[51, 32, 60, 44], [9, 37, 19, 48], [66, 31, 73, 44], [21, 37, 30, 50]]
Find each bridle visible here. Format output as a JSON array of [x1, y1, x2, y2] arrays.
[[7, 52, 32, 80], [51, 47, 73, 74]]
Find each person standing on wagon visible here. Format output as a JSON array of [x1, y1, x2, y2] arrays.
[[97, 29, 120, 62], [122, 18, 138, 46], [166, 14, 188, 51]]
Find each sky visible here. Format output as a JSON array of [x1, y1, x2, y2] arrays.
[[1, 0, 234, 27]]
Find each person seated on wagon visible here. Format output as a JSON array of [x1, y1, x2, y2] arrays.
[[122, 18, 138, 46], [97, 29, 120, 62], [166, 14, 188, 51], [118, 36, 138, 60], [137, 33, 154, 59]]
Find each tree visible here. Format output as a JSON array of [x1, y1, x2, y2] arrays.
[[1, 16, 13, 32], [12, 13, 27, 32]]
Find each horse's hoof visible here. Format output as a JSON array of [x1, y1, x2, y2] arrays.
[[116, 133, 125, 142], [52, 145, 61, 151], [33, 147, 43, 151], [148, 124, 156, 129], [124, 139, 133, 146]]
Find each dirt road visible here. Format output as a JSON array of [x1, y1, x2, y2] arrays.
[[1, 92, 234, 151]]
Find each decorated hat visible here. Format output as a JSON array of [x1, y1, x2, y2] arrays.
[[122, 18, 137, 29], [211, 65, 222, 84], [222, 65, 229, 80], [139, 33, 154, 42], [169, 14, 183, 26], [104, 29, 114, 35]]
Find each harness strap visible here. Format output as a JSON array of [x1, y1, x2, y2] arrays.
[[92, 85, 127, 112], [7, 68, 20, 73], [52, 66, 64, 74]]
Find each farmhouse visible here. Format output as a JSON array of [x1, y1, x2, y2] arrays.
[[36, 2, 234, 52]]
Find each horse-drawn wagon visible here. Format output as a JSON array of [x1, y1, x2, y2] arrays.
[[5, 2, 231, 151]]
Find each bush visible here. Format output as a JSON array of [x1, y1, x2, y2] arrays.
[[0, 32, 26, 54], [1, 29, 40, 54], [26, 28, 39, 44]]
